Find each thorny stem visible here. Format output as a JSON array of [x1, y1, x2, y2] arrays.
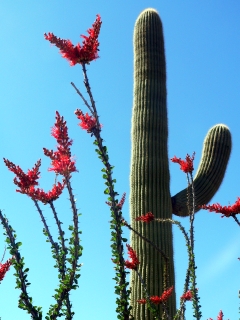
[[155, 218, 191, 320], [0, 210, 42, 320], [82, 64, 97, 117], [135, 269, 161, 320], [49, 201, 72, 319], [34, 200, 73, 319], [122, 218, 170, 289], [187, 173, 201, 320], [122, 219, 169, 260], [48, 177, 81, 320], [49, 201, 68, 267], [188, 173, 195, 252], [65, 177, 80, 276], [33, 199, 59, 259], [0, 246, 6, 263], [232, 214, 240, 227], [71, 82, 92, 113], [72, 64, 130, 319]]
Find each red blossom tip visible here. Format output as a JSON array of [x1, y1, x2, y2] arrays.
[[44, 111, 77, 178], [135, 212, 154, 223], [0, 258, 12, 281], [201, 197, 240, 218], [75, 109, 101, 133], [44, 15, 102, 66], [4, 158, 41, 193], [124, 244, 140, 270], [171, 152, 195, 173], [137, 286, 174, 305], [181, 290, 193, 301], [117, 192, 126, 210], [208, 310, 224, 320], [27, 182, 65, 204]]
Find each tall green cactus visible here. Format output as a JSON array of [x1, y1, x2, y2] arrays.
[[130, 8, 231, 319]]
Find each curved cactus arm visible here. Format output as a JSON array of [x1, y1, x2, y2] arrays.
[[171, 124, 232, 217]]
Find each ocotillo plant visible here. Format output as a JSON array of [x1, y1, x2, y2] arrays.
[[129, 8, 231, 319]]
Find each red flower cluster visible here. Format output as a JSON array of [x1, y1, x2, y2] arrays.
[[44, 15, 102, 66], [201, 197, 240, 218], [117, 192, 126, 210], [26, 183, 65, 204], [124, 244, 140, 270], [4, 158, 65, 204], [4, 112, 75, 203], [208, 310, 224, 320], [75, 109, 98, 133], [135, 212, 154, 223], [181, 290, 193, 301], [171, 152, 195, 173], [44, 111, 77, 178], [0, 258, 12, 281], [4, 159, 41, 192], [137, 286, 174, 305]]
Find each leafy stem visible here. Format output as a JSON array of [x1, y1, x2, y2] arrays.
[[0, 210, 42, 319], [71, 64, 131, 319]]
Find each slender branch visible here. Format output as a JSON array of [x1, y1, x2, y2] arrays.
[[155, 218, 191, 320], [34, 199, 75, 319], [232, 214, 240, 227], [0, 210, 42, 319], [122, 219, 169, 260], [65, 177, 80, 277], [71, 82, 93, 113], [187, 173, 201, 319], [82, 64, 97, 116], [49, 201, 72, 319], [48, 177, 81, 320], [0, 246, 6, 263], [49, 201, 68, 264], [33, 200, 59, 258], [73, 64, 130, 319], [135, 269, 161, 320], [82, 64, 102, 132], [188, 173, 195, 251]]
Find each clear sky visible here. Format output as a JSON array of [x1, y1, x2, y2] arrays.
[[0, 1, 240, 319]]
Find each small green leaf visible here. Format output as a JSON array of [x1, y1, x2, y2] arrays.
[[104, 188, 110, 194]]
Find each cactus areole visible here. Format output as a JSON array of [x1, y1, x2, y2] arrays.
[[130, 8, 231, 319]]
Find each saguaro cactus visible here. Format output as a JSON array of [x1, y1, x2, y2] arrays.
[[130, 8, 231, 319]]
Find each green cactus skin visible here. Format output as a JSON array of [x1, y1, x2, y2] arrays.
[[130, 9, 231, 319], [172, 124, 232, 217]]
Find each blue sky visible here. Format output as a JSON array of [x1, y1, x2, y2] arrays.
[[0, 1, 240, 319]]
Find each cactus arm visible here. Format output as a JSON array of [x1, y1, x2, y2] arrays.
[[130, 8, 176, 319], [171, 124, 232, 217]]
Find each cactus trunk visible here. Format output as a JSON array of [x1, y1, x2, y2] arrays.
[[130, 8, 231, 319], [130, 9, 176, 318]]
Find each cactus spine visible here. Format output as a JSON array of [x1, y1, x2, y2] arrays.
[[130, 9, 231, 319]]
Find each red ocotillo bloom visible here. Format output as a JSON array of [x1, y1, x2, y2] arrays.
[[44, 15, 102, 66], [202, 197, 240, 218], [44, 111, 77, 178], [4, 158, 65, 204], [208, 310, 224, 320], [135, 212, 155, 223], [75, 109, 99, 133], [124, 244, 140, 270], [0, 258, 12, 281], [4, 159, 41, 194], [181, 290, 193, 301], [171, 152, 195, 173], [137, 286, 174, 305], [4, 112, 75, 203]]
